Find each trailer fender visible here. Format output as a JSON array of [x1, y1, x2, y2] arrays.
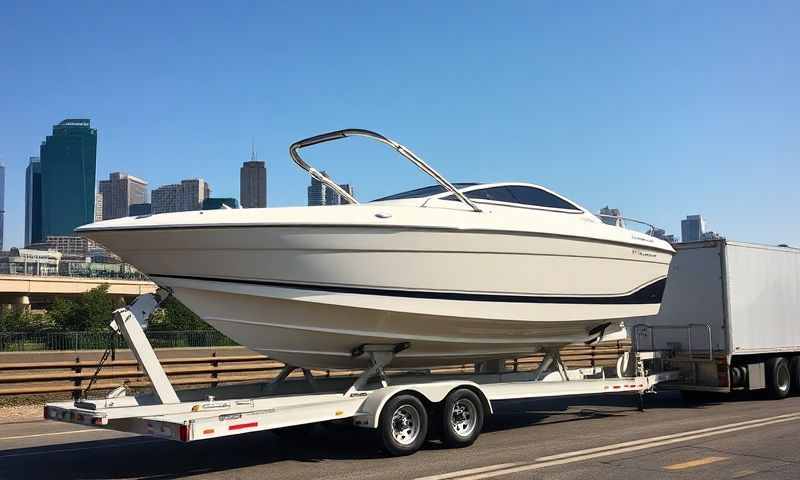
[[352, 380, 491, 428]]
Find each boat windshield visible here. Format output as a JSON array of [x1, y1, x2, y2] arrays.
[[373, 183, 481, 202]]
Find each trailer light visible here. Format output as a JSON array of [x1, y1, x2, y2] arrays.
[[335, 410, 344, 416], [228, 422, 258, 431], [202, 428, 215, 435], [179, 425, 190, 442]]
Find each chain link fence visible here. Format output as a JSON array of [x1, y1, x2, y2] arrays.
[[0, 331, 238, 352]]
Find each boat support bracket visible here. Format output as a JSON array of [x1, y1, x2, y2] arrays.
[[346, 343, 410, 396]]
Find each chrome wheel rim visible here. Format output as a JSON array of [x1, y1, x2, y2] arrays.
[[778, 365, 790, 393], [391, 405, 421, 445], [450, 398, 477, 437]]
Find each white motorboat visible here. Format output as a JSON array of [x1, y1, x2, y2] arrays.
[[78, 129, 675, 369]]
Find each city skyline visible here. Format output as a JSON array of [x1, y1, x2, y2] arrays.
[[1, 3, 798, 248]]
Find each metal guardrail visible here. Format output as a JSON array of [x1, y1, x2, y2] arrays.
[[0, 341, 631, 398], [0, 331, 237, 352]]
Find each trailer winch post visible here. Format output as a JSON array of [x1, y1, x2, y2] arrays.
[[110, 293, 179, 404]]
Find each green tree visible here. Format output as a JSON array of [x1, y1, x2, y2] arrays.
[[47, 284, 117, 331], [0, 310, 53, 333], [147, 297, 210, 331]]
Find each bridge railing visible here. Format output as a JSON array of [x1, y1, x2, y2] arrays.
[[0, 331, 237, 352]]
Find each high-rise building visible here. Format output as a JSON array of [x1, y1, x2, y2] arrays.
[[178, 179, 211, 211], [202, 197, 238, 210], [240, 146, 267, 208], [94, 193, 103, 222], [151, 179, 211, 214], [308, 172, 354, 206], [307, 171, 328, 206], [151, 184, 180, 214], [39, 119, 97, 237], [0, 162, 5, 251], [98, 172, 148, 220], [326, 183, 355, 205], [129, 203, 152, 216], [681, 214, 707, 242], [25, 157, 43, 246]]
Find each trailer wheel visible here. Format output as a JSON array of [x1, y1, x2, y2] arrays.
[[441, 389, 484, 448], [378, 394, 428, 456], [790, 356, 800, 394], [766, 357, 791, 399]]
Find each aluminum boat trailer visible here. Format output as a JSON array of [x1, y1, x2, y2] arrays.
[[44, 293, 679, 456]]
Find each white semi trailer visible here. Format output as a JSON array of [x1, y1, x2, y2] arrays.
[[636, 239, 800, 398]]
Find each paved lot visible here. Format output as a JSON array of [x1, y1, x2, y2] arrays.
[[1, 391, 799, 480]]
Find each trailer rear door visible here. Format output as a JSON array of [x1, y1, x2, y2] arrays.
[[725, 241, 800, 354]]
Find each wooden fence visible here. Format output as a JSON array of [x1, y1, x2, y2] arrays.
[[0, 341, 630, 398]]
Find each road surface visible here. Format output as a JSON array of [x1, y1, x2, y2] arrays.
[[1, 391, 799, 479]]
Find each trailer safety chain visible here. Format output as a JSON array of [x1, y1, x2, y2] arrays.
[[82, 289, 173, 399], [82, 329, 118, 398]]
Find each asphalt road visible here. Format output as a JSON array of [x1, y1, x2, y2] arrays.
[[1, 391, 799, 480]]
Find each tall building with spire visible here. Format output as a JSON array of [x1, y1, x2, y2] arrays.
[[240, 143, 267, 208]]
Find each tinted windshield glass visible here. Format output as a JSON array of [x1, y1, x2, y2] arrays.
[[506, 186, 579, 210], [443, 185, 580, 210], [373, 183, 480, 201]]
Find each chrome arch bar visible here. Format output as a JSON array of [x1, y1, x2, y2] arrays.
[[289, 129, 483, 212]]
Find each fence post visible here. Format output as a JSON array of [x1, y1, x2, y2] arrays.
[[211, 352, 219, 388], [72, 356, 82, 401]]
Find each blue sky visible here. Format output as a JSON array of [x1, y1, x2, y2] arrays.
[[1, 1, 797, 247]]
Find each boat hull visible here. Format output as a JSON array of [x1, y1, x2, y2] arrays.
[[85, 223, 672, 369]]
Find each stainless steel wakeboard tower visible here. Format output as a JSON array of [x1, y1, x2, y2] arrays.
[[289, 128, 483, 213]]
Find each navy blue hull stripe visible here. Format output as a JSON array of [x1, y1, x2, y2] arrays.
[[149, 274, 667, 305]]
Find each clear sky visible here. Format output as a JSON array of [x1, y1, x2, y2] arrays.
[[1, 1, 797, 248]]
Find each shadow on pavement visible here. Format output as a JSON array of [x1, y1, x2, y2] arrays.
[[0, 390, 773, 479]]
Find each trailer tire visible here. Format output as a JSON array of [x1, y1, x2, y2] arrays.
[[441, 389, 484, 448], [766, 357, 791, 399], [790, 356, 800, 395], [378, 394, 428, 456]]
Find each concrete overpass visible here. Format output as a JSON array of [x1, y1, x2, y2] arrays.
[[0, 275, 156, 310]]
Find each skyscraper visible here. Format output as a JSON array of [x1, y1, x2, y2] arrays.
[[0, 162, 5, 250], [681, 214, 707, 242], [178, 179, 211, 211], [307, 171, 328, 206], [25, 157, 42, 246], [98, 172, 148, 220], [39, 119, 97, 237], [240, 146, 267, 208], [308, 172, 354, 206], [151, 179, 211, 214], [151, 184, 180, 214]]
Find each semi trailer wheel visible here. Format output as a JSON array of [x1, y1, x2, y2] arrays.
[[441, 389, 484, 448], [766, 357, 791, 399], [378, 394, 428, 456], [790, 356, 800, 394]]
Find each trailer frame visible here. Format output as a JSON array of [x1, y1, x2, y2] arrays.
[[44, 293, 679, 455]]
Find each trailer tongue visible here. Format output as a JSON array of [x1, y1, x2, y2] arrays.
[[45, 292, 679, 456]]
